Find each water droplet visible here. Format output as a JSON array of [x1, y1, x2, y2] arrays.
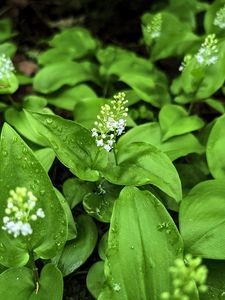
[[113, 283, 121, 292], [16, 277, 19, 280], [2, 150, 8, 157], [40, 190, 45, 195], [130, 246, 134, 250], [46, 118, 53, 125], [22, 147, 28, 154]]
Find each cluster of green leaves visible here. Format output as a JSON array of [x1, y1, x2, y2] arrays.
[[1, 0, 225, 299]]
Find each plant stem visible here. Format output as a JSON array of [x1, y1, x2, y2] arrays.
[[29, 250, 40, 294], [113, 146, 118, 166]]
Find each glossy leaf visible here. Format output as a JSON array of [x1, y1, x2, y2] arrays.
[[103, 142, 182, 202], [87, 261, 105, 299], [179, 180, 225, 259], [207, 114, 225, 179], [28, 112, 108, 181], [159, 104, 204, 141], [33, 61, 99, 94], [99, 187, 183, 300], [52, 215, 98, 276], [118, 122, 204, 161], [0, 124, 67, 267]]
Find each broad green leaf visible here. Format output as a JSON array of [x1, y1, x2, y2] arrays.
[[99, 187, 183, 300], [98, 231, 108, 261], [0, 42, 17, 57], [34, 148, 55, 173], [0, 267, 34, 299], [83, 180, 121, 222], [52, 215, 98, 276], [5, 107, 49, 146], [29, 264, 63, 300], [38, 48, 76, 66], [62, 178, 94, 209], [159, 104, 204, 141], [33, 61, 99, 94], [46, 84, 97, 111], [74, 98, 107, 129], [118, 122, 204, 161], [179, 180, 225, 259], [0, 19, 16, 43], [0, 124, 67, 267], [49, 27, 97, 59], [54, 189, 77, 241], [205, 98, 225, 114], [28, 112, 108, 181], [0, 73, 18, 94], [87, 261, 105, 299], [102, 142, 182, 203], [207, 114, 225, 179]]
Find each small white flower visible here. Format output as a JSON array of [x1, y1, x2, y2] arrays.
[[146, 13, 162, 40], [214, 5, 225, 29], [91, 92, 128, 152], [36, 208, 45, 218], [0, 54, 14, 80], [195, 34, 218, 67], [2, 188, 45, 238]]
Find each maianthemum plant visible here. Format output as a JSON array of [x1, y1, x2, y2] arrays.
[[1, 0, 225, 299]]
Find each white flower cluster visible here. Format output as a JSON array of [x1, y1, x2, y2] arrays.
[[146, 13, 162, 39], [179, 54, 192, 72], [0, 54, 14, 80], [92, 92, 128, 152], [195, 34, 218, 66], [214, 5, 225, 29], [2, 187, 45, 238]]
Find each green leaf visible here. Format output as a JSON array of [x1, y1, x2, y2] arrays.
[[38, 48, 76, 66], [5, 107, 49, 146], [0, 267, 34, 299], [54, 189, 77, 241], [46, 84, 97, 111], [99, 187, 183, 300], [118, 122, 204, 161], [207, 114, 225, 179], [49, 27, 97, 59], [103, 142, 182, 203], [33, 61, 99, 94], [0, 42, 17, 57], [179, 180, 225, 259], [0, 19, 16, 43], [0, 124, 67, 267], [29, 264, 63, 300], [98, 231, 108, 261], [28, 112, 108, 181], [52, 215, 98, 276], [204, 98, 225, 114], [87, 261, 105, 299], [34, 148, 55, 173], [83, 180, 121, 222], [63, 178, 94, 209], [0, 73, 19, 94], [159, 104, 204, 141]]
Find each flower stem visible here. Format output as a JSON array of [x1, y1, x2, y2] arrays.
[[29, 250, 40, 294], [113, 146, 118, 166]]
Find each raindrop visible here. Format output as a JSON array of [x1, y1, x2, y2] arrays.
[[2, 150, 8, 157], [113, 283, 121, 292], [46, 118, 53, 125]]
